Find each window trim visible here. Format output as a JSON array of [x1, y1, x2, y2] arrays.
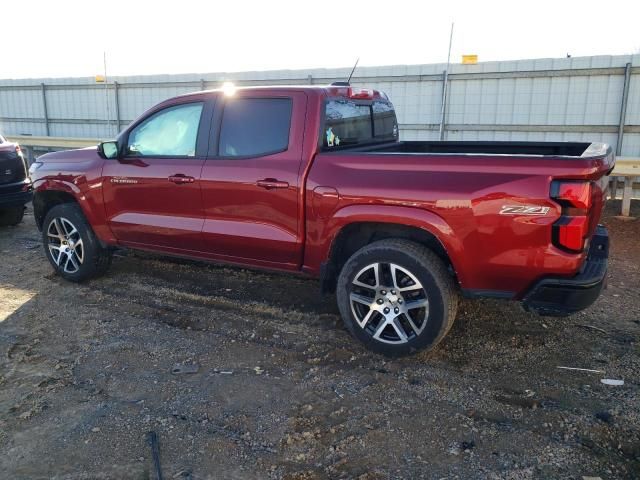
[[122, 101, 207, 159], [211, 96, 293, 160]]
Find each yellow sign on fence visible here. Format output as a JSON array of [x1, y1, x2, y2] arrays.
[[95, 75, 106, 83], [462, 55, 478, 65]]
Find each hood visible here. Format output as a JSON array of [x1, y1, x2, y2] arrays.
[[38, 146, 99, 163]]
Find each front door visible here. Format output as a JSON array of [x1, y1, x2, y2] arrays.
[[102, 99, 213, 252], [200, 91, 307, 268]]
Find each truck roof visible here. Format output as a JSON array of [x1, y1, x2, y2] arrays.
[[173, 84, 389, 101]]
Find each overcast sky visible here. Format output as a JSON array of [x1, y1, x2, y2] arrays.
[[3, 0, 639, 79]]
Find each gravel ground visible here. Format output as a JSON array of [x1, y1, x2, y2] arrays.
[[0, 202, 638, 479]]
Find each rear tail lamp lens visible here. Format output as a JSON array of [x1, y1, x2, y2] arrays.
[[551, 181, 592, 252], [556, 216, 588, 251], [554, 182, 591, 210]]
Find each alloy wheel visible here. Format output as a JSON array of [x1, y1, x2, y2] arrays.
[[47, 217, 84, 274], [349, 262, 429, 344]]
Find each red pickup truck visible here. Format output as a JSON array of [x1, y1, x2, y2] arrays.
[[30, 84, 614, 355]]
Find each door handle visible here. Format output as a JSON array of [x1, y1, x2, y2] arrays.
[[256, 178, 289, 190], [169, 174, 195, 184]]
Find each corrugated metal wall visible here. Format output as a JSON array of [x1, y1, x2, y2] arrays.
[[0, 54, 639, 155]]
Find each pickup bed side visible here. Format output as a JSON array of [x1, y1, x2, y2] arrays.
[[305, 146, 613, 299]]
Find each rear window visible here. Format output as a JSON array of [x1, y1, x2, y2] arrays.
[[324, 99, 398, 149], [219, 98, 292, 157]]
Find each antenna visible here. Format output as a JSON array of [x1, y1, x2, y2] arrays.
[[331, 58, 360, 86], [347, 57, 360, 84]]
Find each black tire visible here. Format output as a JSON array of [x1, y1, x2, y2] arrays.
[[337, 239, 458, 356], [0, 206, 25, 226], [42, 203, 112, 282]]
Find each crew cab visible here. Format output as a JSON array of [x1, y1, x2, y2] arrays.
[[0, 135, 31, 226], [30, 84, 614, 355]]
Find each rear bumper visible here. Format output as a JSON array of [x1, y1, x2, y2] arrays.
[[522, 225, 608, 316], [0, 181, 33, 208]]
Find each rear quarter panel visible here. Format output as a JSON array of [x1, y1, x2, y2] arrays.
[[305, 151, 612, 297]]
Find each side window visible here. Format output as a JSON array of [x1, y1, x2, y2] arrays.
[[219, 98, 292, 157], [127, 102, 203, 157]]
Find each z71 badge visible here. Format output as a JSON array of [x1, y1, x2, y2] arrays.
[[500, 205, 550, 215]]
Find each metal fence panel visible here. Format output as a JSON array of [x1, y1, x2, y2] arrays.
[[625, 74, 640, 124], [0, 88, 44, 119], [0, 54, 638, 155]]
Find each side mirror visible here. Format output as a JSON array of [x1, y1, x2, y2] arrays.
[[98, 141, 119, 159]]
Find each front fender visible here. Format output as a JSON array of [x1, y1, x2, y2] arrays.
[[304, 203, 469, 287], [33, 178, 116, 245]]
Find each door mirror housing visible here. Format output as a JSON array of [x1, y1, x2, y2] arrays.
[[98, 141, 119, 159]]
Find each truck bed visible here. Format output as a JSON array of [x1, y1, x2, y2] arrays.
[[309, 139, 614, 297]]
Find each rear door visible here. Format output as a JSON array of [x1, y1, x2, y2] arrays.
[[200, 91, 307, 268], [102, 98, 214, 252]]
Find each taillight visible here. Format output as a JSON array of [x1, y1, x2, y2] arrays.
[[551, 181, 592, 252], [555, 182, 591, 210]]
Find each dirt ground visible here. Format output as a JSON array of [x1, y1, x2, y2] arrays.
[[0, 202, 638, 480]]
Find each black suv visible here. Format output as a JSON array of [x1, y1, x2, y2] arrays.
[[0, 135, 32, 226]]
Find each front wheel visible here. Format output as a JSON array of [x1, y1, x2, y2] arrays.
[[337, 239, 458, 356], [42, 203, 112, 282]]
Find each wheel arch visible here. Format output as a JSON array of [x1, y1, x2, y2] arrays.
[[319, 205, 467, 294], [33, 187, 80, 231]]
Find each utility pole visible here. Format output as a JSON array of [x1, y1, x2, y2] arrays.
[[439, 22, 454, 141], [103, 51, 114, 136]]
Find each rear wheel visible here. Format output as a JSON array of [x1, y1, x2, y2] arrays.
[[42, 203, 112, 282], [337, 239, 458, 356], [0, 206, 25, 226]]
